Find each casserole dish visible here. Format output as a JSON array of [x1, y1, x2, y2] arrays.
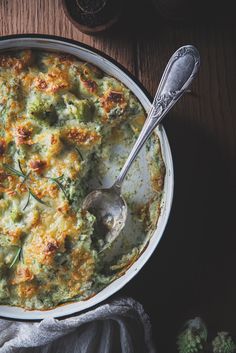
[[0, 35, 173, 320]]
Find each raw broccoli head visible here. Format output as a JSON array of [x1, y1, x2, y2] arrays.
[[212, 332, 236, 353], [177, 317, 207, 353]]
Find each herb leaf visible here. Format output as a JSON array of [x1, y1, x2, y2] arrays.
[[3, 161, 30, 183], [18, 160, 24, 174], [53, 175, 64, 182], [46, 174, 68, 200], [9, 247, 21, 268], [23, 191, 31, 211], [4, 162, 48, 210], [18, 160, 31, 183], [23, 188, 49, 210], [3, 163, 25, 178], [49, 178, 68, 199], [22, 171, 31, 184], [28, 188, 48, 206], [75, 147, 84, 161]]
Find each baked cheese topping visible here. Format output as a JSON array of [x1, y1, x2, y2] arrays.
[[0, 50, 165, 309]]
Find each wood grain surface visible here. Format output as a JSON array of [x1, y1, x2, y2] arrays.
[[0, 1, 235, 351]]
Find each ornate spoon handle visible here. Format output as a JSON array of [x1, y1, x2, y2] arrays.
[[114, 45, 200, 189]]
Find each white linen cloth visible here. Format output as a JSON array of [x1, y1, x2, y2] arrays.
[[0, 297, 155, 353]]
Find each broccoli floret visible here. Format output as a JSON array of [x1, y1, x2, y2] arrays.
[[177, 317, 207, 353], [108, 106, 124, 120], [212, 332, 236, 353], [27, 95, 58, 126], [0, 278, 9, 300], [63, 93, 93, 121], [127, 94, 143, 116], [10, 208, 23, 222], [0, 199, 9, 216]]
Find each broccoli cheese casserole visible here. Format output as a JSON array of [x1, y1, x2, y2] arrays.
[[0, 49, 165, 309]]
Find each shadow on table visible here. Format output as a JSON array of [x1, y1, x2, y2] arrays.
[[118, 115, 235, 352], [101, 0, 235, 42], [93, 1, 235, 350]]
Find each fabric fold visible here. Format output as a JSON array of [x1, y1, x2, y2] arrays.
[[0, 298, 155, 353]]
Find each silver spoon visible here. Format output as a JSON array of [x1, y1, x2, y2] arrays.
[[82, 45, 200, 251]]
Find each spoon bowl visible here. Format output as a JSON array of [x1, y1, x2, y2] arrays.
[[82, 186, 127, 249]]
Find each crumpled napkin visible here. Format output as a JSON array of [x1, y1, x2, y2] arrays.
[[0, 297, 155, 353]]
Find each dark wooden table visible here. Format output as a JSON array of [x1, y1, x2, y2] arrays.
[[0, 1, 235, 351]]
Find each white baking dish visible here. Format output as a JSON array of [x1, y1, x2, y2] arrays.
[[0, 35, 174, 320]]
